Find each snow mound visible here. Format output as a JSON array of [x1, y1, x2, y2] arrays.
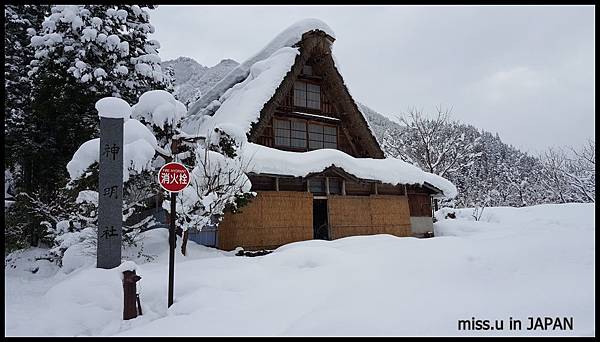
[[66, 119, 157, 182], [68, 92, 171, 182], [435, 203, 595, 237], [132, 90, 187, 130], [123, 118, 158, 147], [96, 97, 132, 119], [76, 190, 99, 205], [67, 138, 100, 179]]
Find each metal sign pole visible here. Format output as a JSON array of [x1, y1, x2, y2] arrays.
[[168, 191, 176, 307], [159, 159, 189, 309]]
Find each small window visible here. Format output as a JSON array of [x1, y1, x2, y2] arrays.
[[328, 178, 342, 194], [303, 65, 313, 76], [306, 83, 320, 109], [293, 81, 306, 108], [294, 81, 320, 110], [290, 120, 307, 148], [274, 119, 291, 147], [274, 118, 306, 149], [309, 177, 326, 194], [308, 123, 337, 150], [308, 123, 323, 149]]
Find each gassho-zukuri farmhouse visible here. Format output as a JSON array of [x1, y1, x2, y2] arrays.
[[178, 19, 457, 251]]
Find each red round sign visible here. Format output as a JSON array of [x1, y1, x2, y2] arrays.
[[158, 162, 191, 192]]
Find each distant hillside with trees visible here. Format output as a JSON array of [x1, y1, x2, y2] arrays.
[[358, 103, 595, 208]]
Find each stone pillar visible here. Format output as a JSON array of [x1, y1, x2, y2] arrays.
[[96, 97, 130, 269]]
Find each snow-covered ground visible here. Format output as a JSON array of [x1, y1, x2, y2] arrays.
[[5, 203, 595, 336]]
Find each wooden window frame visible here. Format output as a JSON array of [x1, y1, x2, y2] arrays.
[[302, 64, 313, 76], [294, 80, 321, 110], [272, 116, 339, 152], [308, 122, 337, 150], [273, 118, 308, 150]]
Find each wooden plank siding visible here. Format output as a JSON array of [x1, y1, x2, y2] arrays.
[[407, 193, 433, 217], [328, 195, 412, 239]]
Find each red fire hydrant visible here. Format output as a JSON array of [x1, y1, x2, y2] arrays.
[[122, 270, 142, 320]]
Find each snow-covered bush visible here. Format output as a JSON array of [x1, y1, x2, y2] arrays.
[[174, 128, 256, 255], [60, 91, 255, 265]]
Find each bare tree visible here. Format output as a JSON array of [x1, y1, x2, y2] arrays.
[[538, 141, 595, 204], [564, 139, 595, 202], [177, 132, 255, 256], [389, 106, 482, 178], [398, 106, 451, 175], [472, 206, 485, 221], [538, 147, 570, 203]]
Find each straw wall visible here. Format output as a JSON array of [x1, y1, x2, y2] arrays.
[[217, 191, 313, 251], [328, 195, 412, 239]]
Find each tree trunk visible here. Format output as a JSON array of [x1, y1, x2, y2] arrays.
[[181, 229, 189, 256]]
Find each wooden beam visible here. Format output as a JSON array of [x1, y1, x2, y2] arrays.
[[340, 124, 360, 157], [325, 177, 330, 195], [275, 177, 279, 192], [342, 179, 346, 196]]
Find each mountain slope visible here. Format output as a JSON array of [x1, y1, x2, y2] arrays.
[[162, 57, 239, 108]]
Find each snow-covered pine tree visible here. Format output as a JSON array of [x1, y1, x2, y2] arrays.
[[29, 5, 169, 104], [4, 5, 52, 252], [5, 5, 170, 251], [4, 4, 50, 183]]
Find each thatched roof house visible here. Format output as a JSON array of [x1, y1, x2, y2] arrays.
[[181, 19, 457, 250]]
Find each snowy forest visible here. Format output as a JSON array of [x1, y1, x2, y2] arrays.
[[4, 3, 595, 265]]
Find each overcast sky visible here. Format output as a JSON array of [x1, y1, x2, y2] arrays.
[[149, 5, 595, 154]]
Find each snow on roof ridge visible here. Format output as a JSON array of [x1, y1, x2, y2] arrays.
[[185, 18, 335, 119]]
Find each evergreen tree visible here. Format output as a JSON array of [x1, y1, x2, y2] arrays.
[[4, 4, 50, 180], [4, 5, 170, 252]]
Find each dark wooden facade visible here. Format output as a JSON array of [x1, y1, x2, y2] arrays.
[[249, 30, 383, 159]]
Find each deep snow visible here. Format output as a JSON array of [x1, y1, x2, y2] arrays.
[[4, 203, 595, 336]]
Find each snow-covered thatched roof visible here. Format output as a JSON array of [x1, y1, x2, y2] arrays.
[[181, 18, 336, 139], [179, 19, 457, 198], [243, 144, 457, 198]]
